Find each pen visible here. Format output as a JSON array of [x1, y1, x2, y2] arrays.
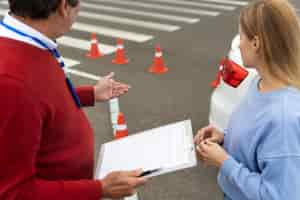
[[138, 168, 162, 177]]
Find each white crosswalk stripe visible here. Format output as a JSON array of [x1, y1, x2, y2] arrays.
[[64, 58, 102, 81], [128, 0, 236, 11], [193, 0, 248, 6], [79, 11, 181, 32], [64, 58, 80, 68], [57, 36, 116, 54], [0, 8, 5, 15], [80, 3, 200, 24], [86, 0, 220, 16], [66, 69, 101, 81], [72, 22, 153, 43]]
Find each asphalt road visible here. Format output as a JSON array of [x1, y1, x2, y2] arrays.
[[1, 0, 300, 199]]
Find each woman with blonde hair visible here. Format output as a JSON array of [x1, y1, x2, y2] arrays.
[[194, 0, 300, 199]]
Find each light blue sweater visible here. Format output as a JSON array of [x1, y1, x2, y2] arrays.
[[218, 76, 300, 200]]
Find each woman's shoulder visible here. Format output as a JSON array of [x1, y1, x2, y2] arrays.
[[282, 89, 300, 125], [263, 88, 300, 139], [256, 90, 300, 159], [264, 88, 300, 121], [254, 88, 300, 135]]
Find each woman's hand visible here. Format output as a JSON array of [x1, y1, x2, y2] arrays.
[[197, 140, 229, 168], [94, 72, 130, 102], [194, 125, 224, 145]]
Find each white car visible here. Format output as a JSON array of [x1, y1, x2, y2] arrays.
[[209, 35, 258, 130]]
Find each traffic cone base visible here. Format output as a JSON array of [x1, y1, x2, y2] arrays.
[[114, 131, 128, 139], [86, 50, 102, 59], [112, 57, 129, 65], [149, 65, 169, 74]]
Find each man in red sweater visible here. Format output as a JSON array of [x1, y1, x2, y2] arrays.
[[0, 0, 147, 199]]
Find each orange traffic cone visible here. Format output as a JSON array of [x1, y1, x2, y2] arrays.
[[114, 112, 129, 139], [86, 33, 103, 59], [148, 44, 168, 74], [112, 38, 129, 64]]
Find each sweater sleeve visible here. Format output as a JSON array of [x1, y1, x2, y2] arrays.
[[76, 86, 95, 107], [0, 77, 102, 200], [218, 111, 300, 200], [218, 155, 300, 200]]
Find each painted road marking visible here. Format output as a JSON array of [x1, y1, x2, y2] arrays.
[[0, 8, 6, 15], [196, 0, 248, 6], [66, 69, 101, 81], [64, 57, 80, 68], [142, 0, 236, 11], [87, 0, 220, 16], [64, 58, 102, 81], [58, 36, 116, 54], [80, 3, 200, 24], [72, 22, 153, 43], [79, 11, 181, 32]]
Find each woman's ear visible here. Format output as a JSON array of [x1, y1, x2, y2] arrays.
[[252, 36, 260, 52]]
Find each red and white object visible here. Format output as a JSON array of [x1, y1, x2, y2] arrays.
[[114, 112, 129, 139], [112, 38, 129, 64], [86, 33, 103, 59], [148, 44, 168, 74], [209, 35, 258, 130], [211, 57, 249, 88]]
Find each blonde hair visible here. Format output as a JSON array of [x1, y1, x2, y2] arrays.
[[240, 0, 300, 89]]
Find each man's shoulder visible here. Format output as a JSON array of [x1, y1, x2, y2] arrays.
[[0, 38, 64, 101], [0, 37, 58, 81], [0, 37, 51, 63]]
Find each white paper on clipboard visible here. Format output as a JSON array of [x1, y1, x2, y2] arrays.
[[95, 119, 197, 179]]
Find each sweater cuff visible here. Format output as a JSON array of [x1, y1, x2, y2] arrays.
[[76, 86, 95, 107], [63, 180, 102, 200], [220, 156, 239, 181]]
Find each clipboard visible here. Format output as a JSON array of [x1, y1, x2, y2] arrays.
[[95, 119, 197, 179]]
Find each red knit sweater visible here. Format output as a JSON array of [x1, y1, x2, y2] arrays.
[[0, 37, 102, 200]]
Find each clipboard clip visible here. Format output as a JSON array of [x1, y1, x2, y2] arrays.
[[185, 145, 194, 152], [138, 168, 162, 177]]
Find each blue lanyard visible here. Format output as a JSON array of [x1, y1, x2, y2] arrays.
[[0, 21, 81, 107]]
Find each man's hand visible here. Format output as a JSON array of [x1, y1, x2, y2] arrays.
[[101, 169, 147, 199], [94, 72, 130, 102], [194, 125, 224, 145]]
